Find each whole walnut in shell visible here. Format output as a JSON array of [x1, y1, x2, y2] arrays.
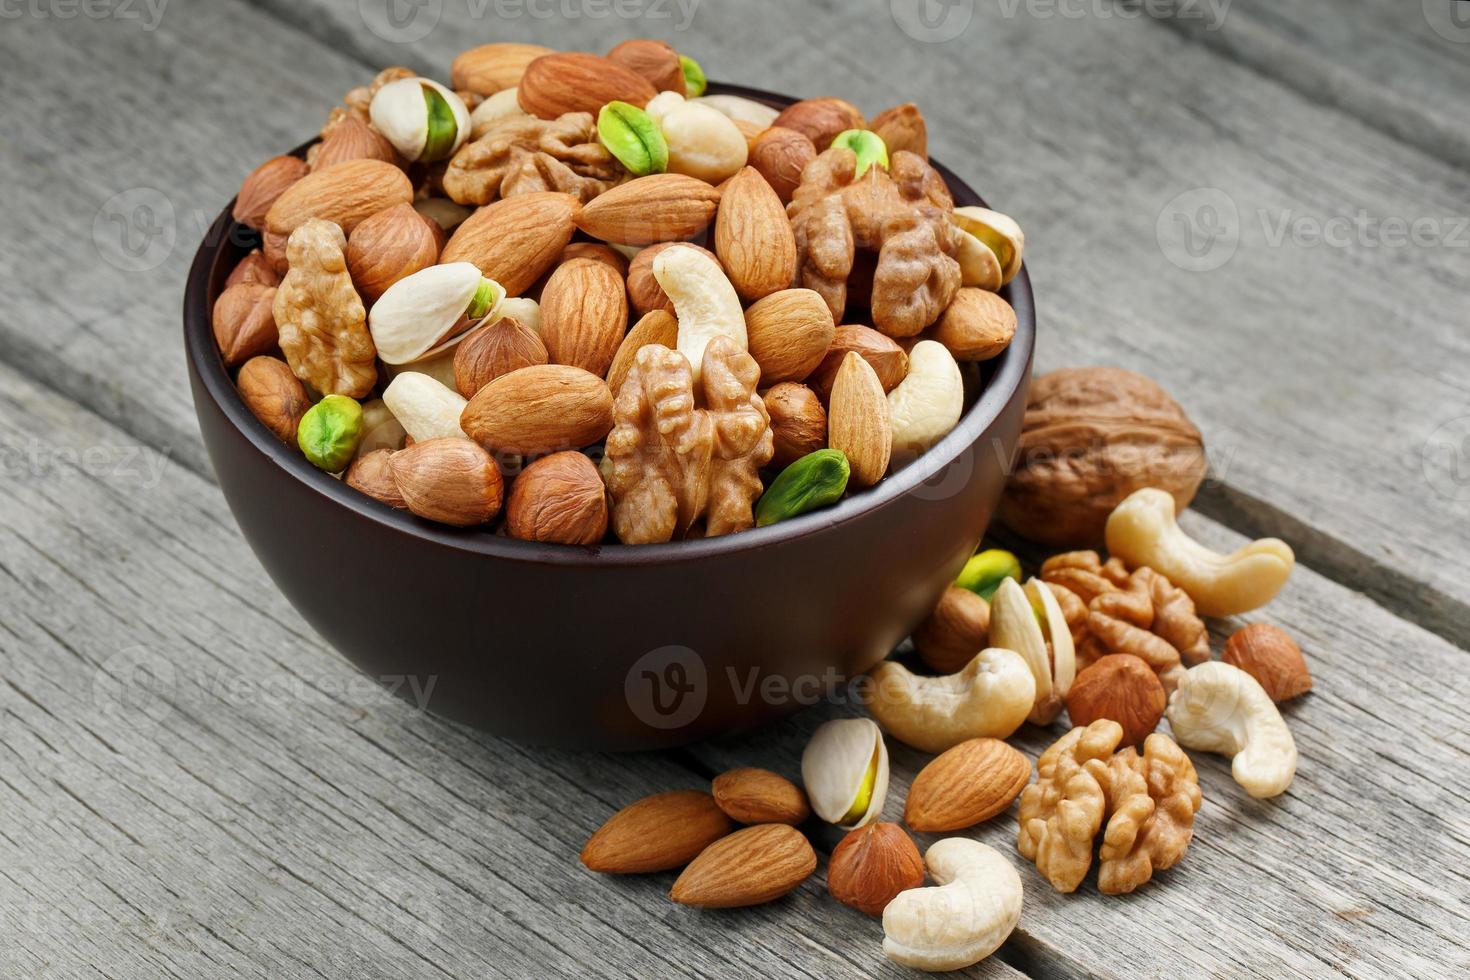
[[999, 368, 1206, 548]]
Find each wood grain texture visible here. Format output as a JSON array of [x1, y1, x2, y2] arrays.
[[0, 360, 1024, 978]]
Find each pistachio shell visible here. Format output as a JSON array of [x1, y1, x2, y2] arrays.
[[1027, 577, 1075, 697], [355, 399, 407, 457], [369, 263, 501, 364], [802, 718, 890, 829], [370, 77, 471, 163], [952, 207, 1024, 286]]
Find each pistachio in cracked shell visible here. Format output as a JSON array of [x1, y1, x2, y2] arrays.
[[369, 76, 471, 163], [597, 101, 668, 177], [952, 206, 1024, 289], [802, 718, 889, 829], [369, 263, 504, 365], [830, 130, 889, 177]]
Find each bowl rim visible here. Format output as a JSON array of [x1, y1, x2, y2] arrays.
[[185, 81, 1035, 569]]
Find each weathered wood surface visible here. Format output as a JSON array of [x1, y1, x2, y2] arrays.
[[2, 0, 1470, 976]]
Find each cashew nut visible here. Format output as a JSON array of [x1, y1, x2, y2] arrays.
[[653, 243, 746, 383], [690, 94, 780, 128], [355, 399, 407, 458], [887, 340, 963, 456], [988, 577, 1075, 725], [469, 87, 526, 138], [645, 91, 748, 184], [493, 296, 542, 336], [1167, 661, 1297, 799], [1105, 488, 1295, 617], [381, 372, 467, 442], [866, 648, 1035, 753], [882, 839, 1023, 972]]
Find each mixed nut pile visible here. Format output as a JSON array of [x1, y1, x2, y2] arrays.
[[216, 40, 1023, 544], [580, 375, 1313, 971]]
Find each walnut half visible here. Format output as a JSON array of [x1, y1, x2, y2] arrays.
[[442, 112, 626, 206]]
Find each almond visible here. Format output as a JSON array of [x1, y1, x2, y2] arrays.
[[580, 790, 733, 874], [453, 315, 548, 398], [440, 192, 581, 296], [827, 352, 891, 487], [870, 103, 928, 159], [714, 167, 797, 301], [607, 38, 686, 94], [606, 309, 678, 396], [744, 288, 835, 385], [264, 158, 413, 239], [236, 355, 308, 444], [764, 382, 827, 467], [505, 451, 608, 545], [451, 42, 554, 95], [539, 257, 629, 378], [711, 769, 810, 826], [772, 97, 866, 151], [827, 822, 924, 917], [346, 203, 442, 302], [748, 126, 816, 203], [344, 449, 407, 509], [808, 324, 910, 402], [312, 114, 401, 171], [928, 287, 1016, 361], [1222, 624, 1313, 702], [904, 737, 1030, 833], [460, 364, 614, 456], [212, 281, 278, 367], [233, 155, 309, 231], [669, 824, 816, 908], [626, 242, 720, 316], [517, 52, 657, 119], [388, 437, 504, 527], [576, 174, 720, 246]]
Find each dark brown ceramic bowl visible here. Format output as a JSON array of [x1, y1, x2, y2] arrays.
[[184, 83, 1035, 749]]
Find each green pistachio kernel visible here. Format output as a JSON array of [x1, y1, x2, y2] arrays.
[[755, 449, 850, 527], [954, 548, 1022, 601], [297, 395, 364, 473], [465, 277, 503, 320], [679, 54, 707, 98], [831, 129, 890, 177], [597, 101, 669, 177], [421, 84, 459, 163]]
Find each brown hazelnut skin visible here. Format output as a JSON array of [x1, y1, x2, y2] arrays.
[[749, 126, 816, 204], [764, 383, 827, 468], [1222, 624, 1313, 702], [911, 586, 989, 675], [827, 822, 924, 917], [235, 356, 308, 444], [1065, 654, 1166, 747], [506, 451, 608, 545]]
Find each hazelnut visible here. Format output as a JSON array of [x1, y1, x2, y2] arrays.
[[389, 438, 504, 528], [827, 822, 924, 917], [869, 103, 928, 159], [1065, 654, 1166, 747], [763, 382, 827, 468], [212, 281, 278, 368], [346, 203, 443, 302], [225, 249, 280, 289], [626, 242, 720, 317], [807, 325, 909, 403], [749, 126, 816, 203], [1222, 623, 1313, 702], [312, 114, 401, 172], [560, 242, 629, 277], [911, 586, 989, 675], [772, 97, 865, 151], [233, 155, 309, 232], [453, 315, 548, 398], [345, 449, 407, 509], [606, 38, 686, 94], [505, 451, 608, 545], [235, 356, 309, 444]]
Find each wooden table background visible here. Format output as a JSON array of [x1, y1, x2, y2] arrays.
[[3, 0, 1468, 976]]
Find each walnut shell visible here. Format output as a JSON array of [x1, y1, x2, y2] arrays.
[[999, 368, 1206, 548]]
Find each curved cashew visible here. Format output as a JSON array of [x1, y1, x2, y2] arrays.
[[866, 648, 1035, 753], [1105, 488, 1294, 617], [382, 372, 467, 442], [988, 577, 1075, 725], [1167, 661, 1297, 799], [882, 839, 1022, 972], [653, 244, 746, 383], [690, 94, 780, 128], [887, 340, 963, 456]]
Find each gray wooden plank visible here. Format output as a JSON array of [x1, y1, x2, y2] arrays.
[[685, 514, 1470, 978], [0, 362, 1030, 979]]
